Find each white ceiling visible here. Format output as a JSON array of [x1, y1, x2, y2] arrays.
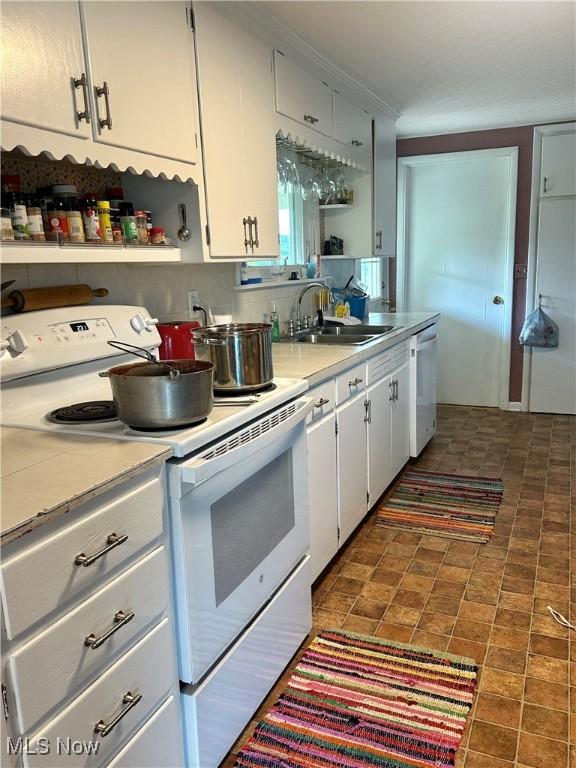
[[259, 1, 576, 137]]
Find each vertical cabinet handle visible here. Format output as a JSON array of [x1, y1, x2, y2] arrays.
[[95, 82, 112, 130], [252, 217, 259, 248], [389, 380, 394, 401], [73, 73, 91, 124], [375, 230, 383, 251], [364, 399, 371, 423], [543, 176, 548, 194], [94, 692, 142, 737], [243, 218, 250, 253], [394, 379, 399, 401]]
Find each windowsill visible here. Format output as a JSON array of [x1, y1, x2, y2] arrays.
[[233, 278, 328, 292]]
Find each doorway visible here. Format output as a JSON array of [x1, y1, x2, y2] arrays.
[[397, 148, 518, 408]]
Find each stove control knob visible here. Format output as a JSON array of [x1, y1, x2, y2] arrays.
[[1, 330, 29, 356], [130, 313, 159, 333]]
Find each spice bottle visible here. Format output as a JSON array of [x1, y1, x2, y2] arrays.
[[2, 177, 30, 241], [119, 202, 138, 243], [36, 186, 53, 234], [81, 194, 101, 242], [52, 185, 84, 244], [97, 201, 114, 243], [1, 208, 15, 240], [26, 196, 46, 241], [150, 226, 166, 245], [107, 187, 124, 242], [135, 210, 149, 244], [47, 197, 69, 242]]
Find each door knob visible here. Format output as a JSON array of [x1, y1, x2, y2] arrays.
[[492, 296, 504, 305]]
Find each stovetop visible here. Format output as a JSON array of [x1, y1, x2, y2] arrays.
[[1, 305, 308, 457], [2, 360, 307, 458]]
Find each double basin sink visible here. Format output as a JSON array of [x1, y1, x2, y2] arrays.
[[287, 324, 399, 346]]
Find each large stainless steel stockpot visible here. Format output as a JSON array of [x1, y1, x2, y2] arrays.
[[100, 359, 214, 429], [192, 323, 273, 393]]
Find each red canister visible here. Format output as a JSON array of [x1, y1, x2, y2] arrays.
[[156, 320, 201, 360]]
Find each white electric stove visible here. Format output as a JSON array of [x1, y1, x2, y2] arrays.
[[0, 305, 307, 457]]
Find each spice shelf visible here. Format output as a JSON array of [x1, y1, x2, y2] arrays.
[[0, 242, 182, 264]]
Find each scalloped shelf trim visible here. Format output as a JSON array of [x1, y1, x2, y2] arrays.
[[1, 123, 199, 183]]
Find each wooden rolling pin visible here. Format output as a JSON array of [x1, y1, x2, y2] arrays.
[[1, 284, 109, 313]]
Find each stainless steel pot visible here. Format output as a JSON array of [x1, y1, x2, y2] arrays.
[[192, 323, 273, 393], [100, 358, 214, 429]]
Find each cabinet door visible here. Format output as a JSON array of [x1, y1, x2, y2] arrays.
[[1, 1, 91, 140], [336, 394, 368, 546], [274, 52, 333, 138], [307, 414, 338, 582], [373, 117, 397, 256], [367, 376, 393, 505], [541, 132, 576, 197], [333, 92, 372, 153], [83, 1, 198, 163], [390, 362, 410, 478], [194, 3, 247, 257], [239, 28, 279, 258]]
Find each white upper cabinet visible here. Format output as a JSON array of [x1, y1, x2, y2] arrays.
[[194, 3, 279, 259], [333, 92, 372, 154], [274, 52, 333, 138], [82, 2, 198, 164], [373, 116, 397, 256], [1, 2, 91, 141], [540, 131, 576, 197]]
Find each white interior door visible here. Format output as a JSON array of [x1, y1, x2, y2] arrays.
[[398, 149, 517, 407], [529, 198, 576, 414]]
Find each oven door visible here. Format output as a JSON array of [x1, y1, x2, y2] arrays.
[[168, 398, 312, 684]]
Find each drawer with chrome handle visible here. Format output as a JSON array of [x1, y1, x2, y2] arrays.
[[8, 547, 170, 735], [336, 363, 366, 404], [1, 469, 164, 640], [23, 618, 177, 768], [306, 381, 335, 422], [105, 695, 183, 768]]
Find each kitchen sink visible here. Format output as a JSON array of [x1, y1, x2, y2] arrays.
[[298, 334, 377, 345], [316, 325, 398, 335]]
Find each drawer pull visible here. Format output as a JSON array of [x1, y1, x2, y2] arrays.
[[314, 397, 330, 408], [84, 610, 135, 650], [348, 377, 363, 387], [94, 691, 142, 737], [74, 533, 128, 567]]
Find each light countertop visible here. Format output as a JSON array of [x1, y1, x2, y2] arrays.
[[272, 312, 439, 385], [1, 428, 170, 545]]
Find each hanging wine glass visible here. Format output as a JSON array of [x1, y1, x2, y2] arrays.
[[315, 165, 336, 205], [332, 168, 350, 203]]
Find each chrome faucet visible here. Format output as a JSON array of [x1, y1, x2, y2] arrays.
[[296, 282, 332, 328]]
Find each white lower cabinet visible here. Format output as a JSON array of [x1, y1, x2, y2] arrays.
[[106, 696, 183, 768], [367, 375, 394, 503], [307, 412, 338, 582], [390, 361, 410, 477], [307, 342, 413, 580], [367, 360, 410, 505], [24, 620, 176, 768], [336, 392, 369, 547]]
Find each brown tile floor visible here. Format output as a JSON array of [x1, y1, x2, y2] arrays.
[[222, 405, 575, 768]]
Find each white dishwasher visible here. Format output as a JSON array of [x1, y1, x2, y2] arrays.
[[409, 324, 438, 456]]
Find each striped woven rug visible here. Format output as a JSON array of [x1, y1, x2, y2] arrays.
[[234, 629, 477, 768], [375, 469, 504, 542]]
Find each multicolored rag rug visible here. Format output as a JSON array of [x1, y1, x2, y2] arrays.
[[375, 469, 504, 542], [234, 629, 477, 768]]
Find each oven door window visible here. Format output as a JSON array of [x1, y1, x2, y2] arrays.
[[211, 450, 294, 606]]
